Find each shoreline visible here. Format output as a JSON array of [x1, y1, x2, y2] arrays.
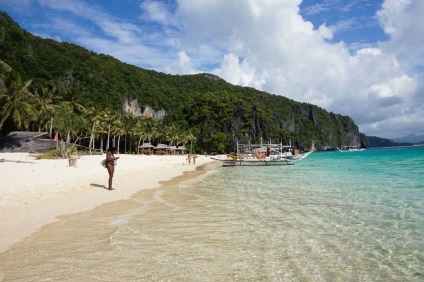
[[0, 152, 217, 253]]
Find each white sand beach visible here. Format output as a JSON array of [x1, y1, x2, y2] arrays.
[[0, 153, 215, 253]]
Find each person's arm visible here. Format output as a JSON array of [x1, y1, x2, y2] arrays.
[[109, 151, 120, 161], [106, 151, 115, 162]]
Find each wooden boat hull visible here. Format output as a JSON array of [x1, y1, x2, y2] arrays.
[[287, 151, 313, 161], [226, 154, 243, 160], [222, 159, 293, 167], [217, 143, 311, 167]]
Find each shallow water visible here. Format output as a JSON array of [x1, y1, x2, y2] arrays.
[[1, 147, 423, 281]]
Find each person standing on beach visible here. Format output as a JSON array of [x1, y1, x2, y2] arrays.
[[106, 147, 119, 190], [187, 153, 192, 164]]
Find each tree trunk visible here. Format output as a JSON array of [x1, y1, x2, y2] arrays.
[[89, 122, 95, 153], [0, 114, 10, 132], [49, 118, 53, 137], [106, 124, 111, 150], [117, 135, 121, 154], [137, 137, 142, 154], [100, 135, 104, 153]]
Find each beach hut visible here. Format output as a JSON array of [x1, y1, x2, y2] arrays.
[[139, 142, 155, 155], [176, 146, 187, 155], [0, 131, 52, 153], [154, 144, 169, 155], [169, 145, 177, 155], [168, 145, 187, 155]]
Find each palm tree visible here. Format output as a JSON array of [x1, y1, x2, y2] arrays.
[[104, 108, 117, 151], [121, 114, 136, 153], [33, 82, 59, 133], [151, 118, 161, 142], [131, 117, 146, 154], [62, 87, 85, 113], [95, 108, 117, 151], [111, 115, 125, 153], [165, 122, 184, 146], [82, 106, 100, 152], [156, 119, 168, 144], [183, 130, 197, 153], [0, 70, 37, 131], [53, 102, 84, 143], [0, 61, 11, 73]]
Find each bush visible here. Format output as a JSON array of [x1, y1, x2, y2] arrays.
[[34, 149, 62, 159]]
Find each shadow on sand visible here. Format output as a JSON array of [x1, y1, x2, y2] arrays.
[[90, 183, 110, 190]]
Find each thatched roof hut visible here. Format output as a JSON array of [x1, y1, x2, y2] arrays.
[[169, 145, 187, 155], [177, 146, 187, 155], [169, 145, 177, 155], [0, 131, 52, 153], [139, 142, 155, 155], [154, 144, 169, 155]]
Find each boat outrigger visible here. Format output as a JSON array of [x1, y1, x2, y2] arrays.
[[337, 145, 366, 152], [217, 142, 312, 167]]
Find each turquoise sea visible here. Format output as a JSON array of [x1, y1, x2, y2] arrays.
[[1, 146, 423, 281]]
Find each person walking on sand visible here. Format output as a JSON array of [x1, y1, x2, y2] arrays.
[[187, 153, 192, 164], [192, 154, 196, 165], [105, 147, 119, 190]]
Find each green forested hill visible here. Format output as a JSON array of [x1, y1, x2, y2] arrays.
[[0, 11, 369, 153], [366, 136, 411, 148]]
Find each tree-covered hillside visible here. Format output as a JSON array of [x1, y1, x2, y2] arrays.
[[367, 136, 411, 148], [0, 11, 369, 153]]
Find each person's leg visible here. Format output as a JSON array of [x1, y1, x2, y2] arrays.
[[107, 165, 114, 190]]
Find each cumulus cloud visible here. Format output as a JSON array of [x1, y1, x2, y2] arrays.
[[378, 0, 424, 71]]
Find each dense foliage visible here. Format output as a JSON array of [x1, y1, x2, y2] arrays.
[[0, 11, 367, 153]]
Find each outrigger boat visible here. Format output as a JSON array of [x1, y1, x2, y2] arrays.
[[220, 143, 297, 167], [287, 150, 314, 161], [337, 145, 365, 152]]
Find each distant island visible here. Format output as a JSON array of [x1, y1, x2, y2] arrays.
[[393, 134, 424, 144], [366, 135, 424, 148]]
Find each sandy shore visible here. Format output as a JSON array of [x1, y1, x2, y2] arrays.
[[0, 152, 216, 253]]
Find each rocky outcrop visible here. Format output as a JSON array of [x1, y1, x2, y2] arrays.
[[123, 98, 166, 119], [295, 104, 367, 150]]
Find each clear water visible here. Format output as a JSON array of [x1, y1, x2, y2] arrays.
[[1, 147, 423, 281]]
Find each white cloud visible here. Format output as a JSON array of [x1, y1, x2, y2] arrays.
[[213, 53, 258, 87], [139, 0, 175, 26], [173, 51, 196, 74], [35, 17, 91, 41], [378, 0, 424, 71], [38, 0, 144, 44]]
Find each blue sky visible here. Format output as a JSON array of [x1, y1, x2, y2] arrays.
[[300, 0, 388, 46], [1, 0, 423, 139]]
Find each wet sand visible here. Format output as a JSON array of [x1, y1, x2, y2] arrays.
[[0, 152, 216, 253]]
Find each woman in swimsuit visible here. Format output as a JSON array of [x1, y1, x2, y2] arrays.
[[106, 147, 119, 190]]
